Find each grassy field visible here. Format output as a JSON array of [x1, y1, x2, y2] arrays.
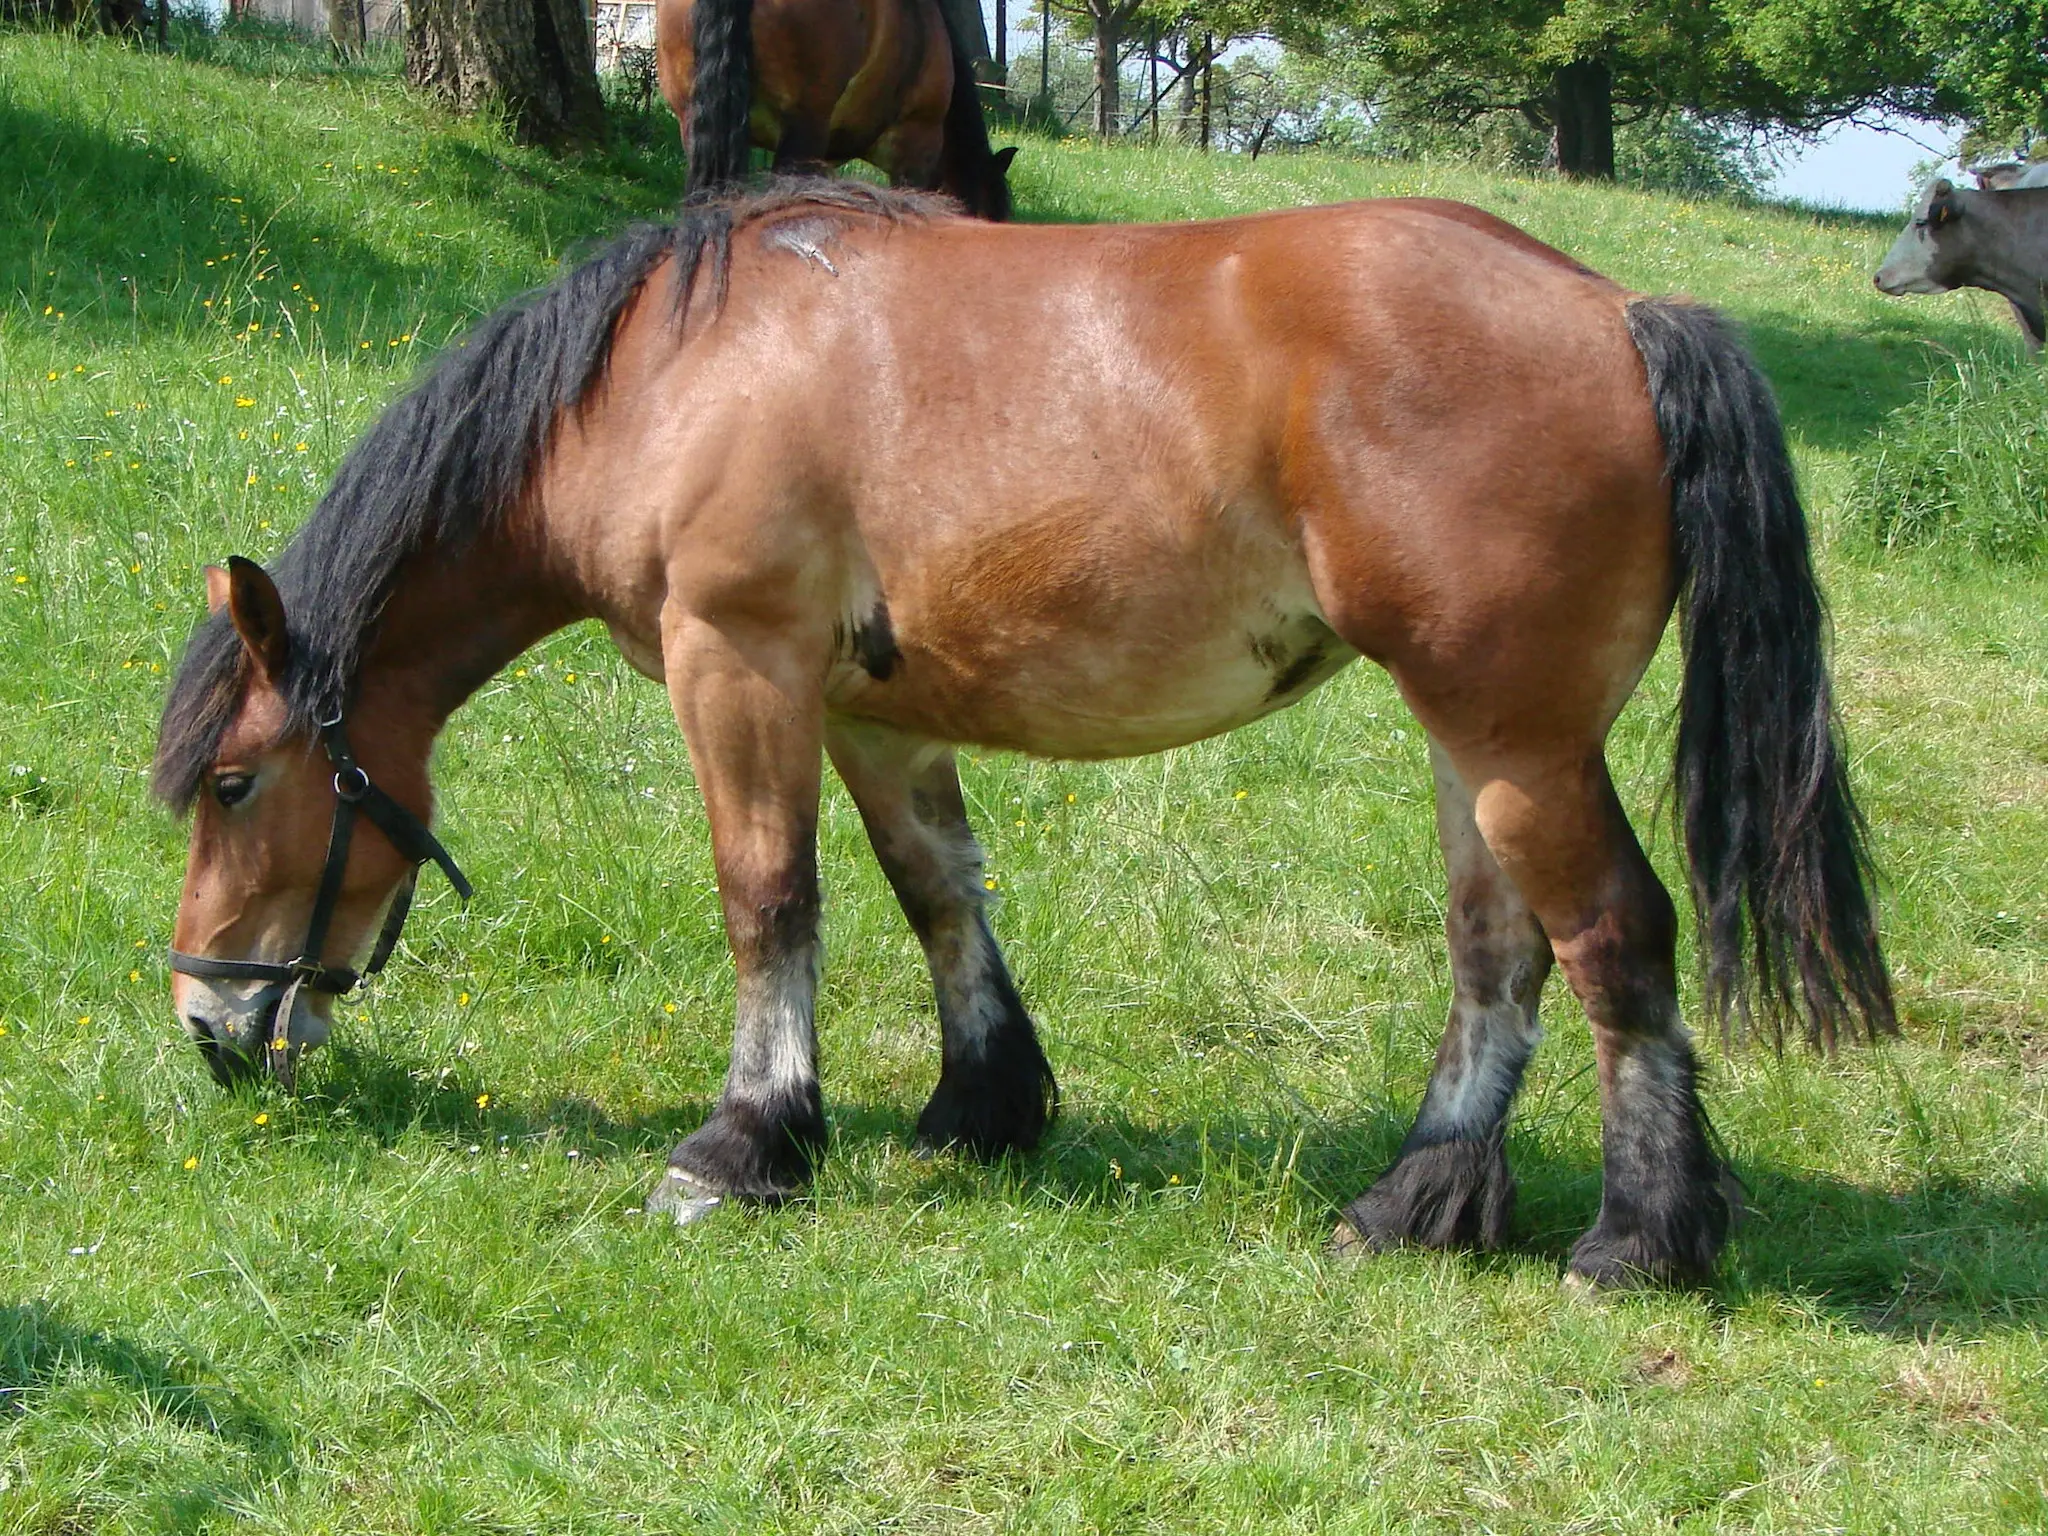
[[3, 26, 2046, 1534]]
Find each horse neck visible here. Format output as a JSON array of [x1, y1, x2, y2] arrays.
[[348, 516, 584, 761]]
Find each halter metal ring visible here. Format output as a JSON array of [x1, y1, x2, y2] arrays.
[[334, 765, 370, 801]]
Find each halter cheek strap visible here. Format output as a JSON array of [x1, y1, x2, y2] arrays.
[[168, 712, 472, 1089]]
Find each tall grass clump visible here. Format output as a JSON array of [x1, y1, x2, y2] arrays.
[[1851, 352, 2048, 561]]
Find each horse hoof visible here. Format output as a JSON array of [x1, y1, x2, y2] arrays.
[[645, 1165, 727, 1227], [1559, 1270, 1614, 1305], [1327, 1217, 1382, 1258]]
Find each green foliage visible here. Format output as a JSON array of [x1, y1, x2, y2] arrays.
[[5, 27, 2048, 1535], [1345, 90, 1777, 197], [1917, 0, 2048, 140], [1615, 112, 1780, 197], [1322, 0, 1845, 138], [1850, 352, 2048, 561]]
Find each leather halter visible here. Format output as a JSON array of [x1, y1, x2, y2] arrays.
[[168, 711, 472, 1089]]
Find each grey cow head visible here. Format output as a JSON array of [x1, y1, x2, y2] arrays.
[[1874, 179, 1967, 295]]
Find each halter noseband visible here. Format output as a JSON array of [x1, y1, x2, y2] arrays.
[[168, 710, 472, 1089]]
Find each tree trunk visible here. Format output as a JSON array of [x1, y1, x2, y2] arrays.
[[1551, 58, 1614, 180], [1199, 32, 1212, 151], [1039, 0, 1050, 105], [326, 0, 364, 60], [1092, 5, 1120, 138], [405, 0, 606, 149], [1149, 32, 1158, 142], [994, 0, 1005, 75]]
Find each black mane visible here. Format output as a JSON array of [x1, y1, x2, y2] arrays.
[[153, 179, 945, 810]]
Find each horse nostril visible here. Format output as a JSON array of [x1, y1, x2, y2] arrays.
[[188, 1016, 261, 1088]]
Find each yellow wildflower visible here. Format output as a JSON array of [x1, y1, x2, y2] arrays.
[[183, 1155, 198, 1170], [254, 1113, 269, 1126], [476, 1092, 491, 1109]]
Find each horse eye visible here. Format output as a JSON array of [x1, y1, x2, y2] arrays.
[[213, 773, 254, 808]]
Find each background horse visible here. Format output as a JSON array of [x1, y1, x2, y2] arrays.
[[156, 181, 1893, 1291], [663, 0, 1015, 218]]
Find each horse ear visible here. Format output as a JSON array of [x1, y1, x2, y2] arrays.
[[223, 555, 290, 683], [204, 563, 232, 616], [1932, 177, 1955, 199], [992, 145, 1018, 177]]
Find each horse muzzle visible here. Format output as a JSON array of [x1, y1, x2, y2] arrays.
[[178, 974, 333, 1089]]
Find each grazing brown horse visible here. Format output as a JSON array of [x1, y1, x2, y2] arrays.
[[157, 181, 1894, 1289], [662, 0, 1015, 218]]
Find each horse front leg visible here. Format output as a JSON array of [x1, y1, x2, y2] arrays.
[[645, 617, 828, 1225], [826, 718, 1056, 1157]]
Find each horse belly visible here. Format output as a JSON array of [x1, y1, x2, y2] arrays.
[[829, 545, 1358, 759], [986, 611, 1358, 760]]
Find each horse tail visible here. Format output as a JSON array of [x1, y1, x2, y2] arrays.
[[686, 0, 753, 194], [1625, 297, 1896, 1051], [934, 0, 1011, 219]]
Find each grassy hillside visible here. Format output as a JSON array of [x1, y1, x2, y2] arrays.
[[2, 27, 2044, 1534]]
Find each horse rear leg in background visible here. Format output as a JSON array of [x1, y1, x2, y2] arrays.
[[1335, 742, 1553, 1255], [646, 616, 831, 1225], [827, 719, 1057, 1156], [1452, 741, 1730, 1286]]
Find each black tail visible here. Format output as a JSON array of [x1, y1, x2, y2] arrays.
[[686, 0, 753, 195], [934, 0, 1012, 220], [1626, 298, 1897, 1050]]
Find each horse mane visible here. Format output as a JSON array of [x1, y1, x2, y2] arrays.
[[153, 178, 948, 811]]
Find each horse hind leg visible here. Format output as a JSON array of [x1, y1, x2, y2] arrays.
[[1336, 739, 1551, 1255], [1458, 745, 1730, 1287], [826, 719, 1056, 1157]]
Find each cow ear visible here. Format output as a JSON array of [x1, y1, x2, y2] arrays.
[[224, 555, 291, 684], [992, 146, 1018, 177]]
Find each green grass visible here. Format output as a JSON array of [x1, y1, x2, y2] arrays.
[[1849, 351, 2048, 562], [4, 27, 2047, 1535]]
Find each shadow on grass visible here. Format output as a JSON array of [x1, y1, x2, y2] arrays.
[[0, 95, 421, 343], [0, 91, 684, 349], [0, 1299, 290, 1474], [1735, 309, 2034, 453], [300, 1041, 2047, 1336]]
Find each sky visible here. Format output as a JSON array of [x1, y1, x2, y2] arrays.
[[1766, 115, 1960, 213]]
